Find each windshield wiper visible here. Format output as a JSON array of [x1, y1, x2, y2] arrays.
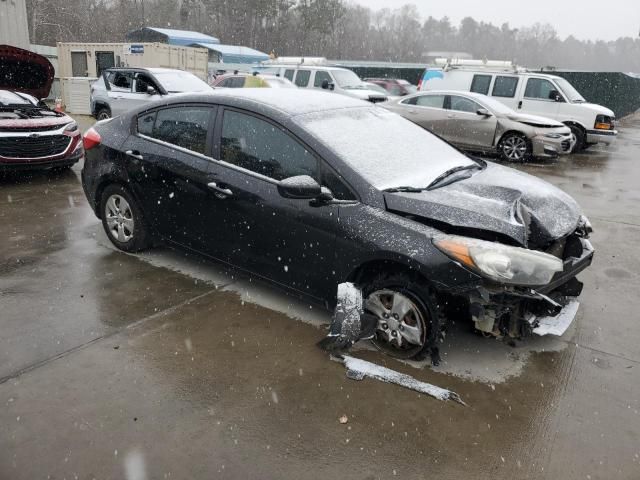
[[383, 186, 426, 193], [426, 164, 483, 191]]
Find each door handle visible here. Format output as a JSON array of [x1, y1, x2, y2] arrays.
[[447, 114, 455, 118], [125, 150, 144, 161], [518, 101, 523, 109], [408, 109, 416, 114], [207, 182, 233, 197]]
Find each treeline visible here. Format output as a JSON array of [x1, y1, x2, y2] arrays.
[[26, 0, 640, 71]]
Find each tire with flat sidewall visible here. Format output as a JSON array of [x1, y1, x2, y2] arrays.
[[362, 271, 439, 360], [100, 184, 151, 252]]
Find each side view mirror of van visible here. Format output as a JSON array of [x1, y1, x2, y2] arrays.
[[549, 90, 563, 102], [321, 79, 335, 91]]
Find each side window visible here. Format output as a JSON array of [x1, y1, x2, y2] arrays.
[[109, 72, 133, 92], [147, 106, 212, 155], [524, 78, 557, 100], [230, 77, 246, 88], [284, 69, 295, 81], [323, 169, 356, 201], [470, 75, 492, 95], [220, 110, 317, 181], [400, 96, 418, 105], [294, 70, 311, 87], [415, 94, 445, 108], [314, 70, 332, 87], [449, 96, 482, 113], [492, 76, 519, 98], [137, 111, 156, 136], [134, 74, 158, 93]]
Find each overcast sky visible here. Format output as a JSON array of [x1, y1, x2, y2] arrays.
[[352, 0, 639, 41]]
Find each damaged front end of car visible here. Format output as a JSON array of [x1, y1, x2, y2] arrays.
[[436, 215, 594, 340]]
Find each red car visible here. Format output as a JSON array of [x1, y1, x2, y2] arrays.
[[0, 45, 82, 171]]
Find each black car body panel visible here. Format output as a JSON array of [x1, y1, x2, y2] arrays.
[[82, 89, 593, 344], [384, 162, 581, 248]]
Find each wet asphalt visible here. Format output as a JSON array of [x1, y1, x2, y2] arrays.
[[1, 114, 639, 480]]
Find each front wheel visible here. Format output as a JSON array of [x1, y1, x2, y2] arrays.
[[96, 107, 111, 121], [100, 184, 151, 252], [568, 125, 585, 152], [363, 272, 439, 360], [500, 133, 530, 162]]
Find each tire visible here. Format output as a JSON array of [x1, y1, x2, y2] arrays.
[[100, 184, 151, 252], [567, 124, 585, 152], [96, 107, 111, 121], [499, 132, 530, 162], [362, 271, 440, 360]]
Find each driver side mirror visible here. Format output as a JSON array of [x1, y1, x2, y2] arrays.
[[548, 90, 563, 102], [277, 175, 322, 199], [321, 79, 335, 91], [146, 85, 158, 95], [476, 108, 492, 117]]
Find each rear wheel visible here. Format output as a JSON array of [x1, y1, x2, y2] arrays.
[[500, 133, 529, 162], [567, 124, 585, 152], [100, 184, 151, 252], [363, 272, 439, 360], [96, 107, 111, 121]]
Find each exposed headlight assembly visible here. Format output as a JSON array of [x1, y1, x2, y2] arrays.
[[434, 235, 563, 286]]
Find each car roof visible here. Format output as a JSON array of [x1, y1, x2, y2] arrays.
[[272, 65, 353, 72], [174, 89, 370, 117], [414, 90, 489, 99], [106, 67, 187, 74]]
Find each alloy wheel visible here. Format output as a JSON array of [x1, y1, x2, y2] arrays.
[[502, 135, 528, 161], [104, 194, 134, 243], [365, 289, 427, 356]]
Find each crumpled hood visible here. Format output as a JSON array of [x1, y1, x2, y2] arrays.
[[506, 112, 565, 128], [0, 45, 54, 99], [384, 162, 582, 247]]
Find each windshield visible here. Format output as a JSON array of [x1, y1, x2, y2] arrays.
[[0, 90, 33, 106], [332, 70, 365, 89], [153, 71, 212, 93], [554, 77, 586, 103], [298, 107, 474, 190]]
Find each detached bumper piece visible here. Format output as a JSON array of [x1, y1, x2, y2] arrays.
[[317, 283, 377, 352], [530, 299, 580, 336]]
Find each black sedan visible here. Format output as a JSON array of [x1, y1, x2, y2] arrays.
[[81, 89, 594, 360]]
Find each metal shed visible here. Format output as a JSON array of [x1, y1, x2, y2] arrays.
[[125, 27, 219, 46], [190, 43, 269, 64]]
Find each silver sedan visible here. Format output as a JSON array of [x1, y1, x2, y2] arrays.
[[383, 90, 575, 161]]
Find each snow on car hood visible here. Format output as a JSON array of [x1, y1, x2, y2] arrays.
[[506, 112, 565, 128], [384, 162, 581, 247], [0, 45, 54, 99]]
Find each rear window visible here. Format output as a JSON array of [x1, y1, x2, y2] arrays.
[[470, 75, 492, 95], [492, 76, 519, 98], [415, 94, 445, 108]]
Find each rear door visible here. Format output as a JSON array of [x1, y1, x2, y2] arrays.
[[120, 104, 220, 250], [395, 94, 448, 134], [202, 107, 341, 299], [490, 75, 521, 110], [445, 95, 498, 149], [106, 71, 135, 116]]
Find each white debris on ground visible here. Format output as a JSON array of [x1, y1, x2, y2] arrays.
[[334, 355, 466, 405]]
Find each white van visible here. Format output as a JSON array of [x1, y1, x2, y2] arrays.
[[262, 58, 388, 103], [419, 61, 617, 151]]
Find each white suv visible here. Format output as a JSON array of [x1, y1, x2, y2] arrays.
[[419, 63, 617, 151], [90, 68, 212, 119], [264, 64, 387, 103]]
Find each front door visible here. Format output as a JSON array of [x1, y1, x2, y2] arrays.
[[445, 95, 498, 149], [202, 107, 340, 299], [519, 77, 561, 120]]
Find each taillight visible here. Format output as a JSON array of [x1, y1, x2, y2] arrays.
[[83, 127, 101, 150]]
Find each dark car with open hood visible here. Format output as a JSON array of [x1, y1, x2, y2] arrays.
[[80, 89, 594, 362], [0, 45, 82, 171]]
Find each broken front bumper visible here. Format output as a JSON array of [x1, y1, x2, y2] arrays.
[[467, 237, 594, 339]]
